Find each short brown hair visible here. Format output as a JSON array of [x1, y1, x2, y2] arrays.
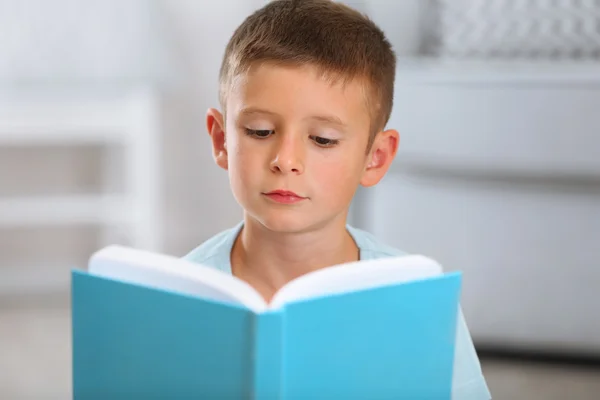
[[219, 0, 396, 145]]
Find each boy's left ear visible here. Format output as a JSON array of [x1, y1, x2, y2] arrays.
[[360, 128, 399, 187]]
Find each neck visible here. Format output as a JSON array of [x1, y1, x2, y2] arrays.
[[231, 214, 359, 302]]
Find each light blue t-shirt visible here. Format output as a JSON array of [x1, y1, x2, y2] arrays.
[[184, 222, 491, 400]]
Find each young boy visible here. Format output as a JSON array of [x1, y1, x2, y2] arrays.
[[185, 0, 491, 398]]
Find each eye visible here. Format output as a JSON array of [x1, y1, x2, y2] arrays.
[[310, 135, 339, 147], [245, 128, 273, 138]]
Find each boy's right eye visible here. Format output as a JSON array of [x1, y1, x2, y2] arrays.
[[245, 128, 273, 138]]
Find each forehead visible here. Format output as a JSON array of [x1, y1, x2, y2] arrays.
[[227, 64, 371, 127]]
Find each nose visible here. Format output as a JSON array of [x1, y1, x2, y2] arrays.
[[269, 133, 305, 174]]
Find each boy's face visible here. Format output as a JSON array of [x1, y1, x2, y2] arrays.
[[207, 63, 398, 233]]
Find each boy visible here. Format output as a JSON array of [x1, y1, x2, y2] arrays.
[[185, 0, 491, 398]]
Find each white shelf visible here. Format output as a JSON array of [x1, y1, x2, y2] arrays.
[[0, 264, 73, 296], [0, 87, 162, 296], [365, 61, 600, 352], [0, 128, 127, 146], [0, 94, 133, 145], [395, 58, 600, 85], [0, 194, 135, 227]]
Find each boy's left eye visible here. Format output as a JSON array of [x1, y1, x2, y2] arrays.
[[310, 135, 339, 147]]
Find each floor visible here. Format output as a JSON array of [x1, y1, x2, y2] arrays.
[[1, 296, 599, 400]]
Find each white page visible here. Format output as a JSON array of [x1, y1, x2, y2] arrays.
[[88, 245, 268, 313], [86, 246, 445, 314], [269, 255, 443, 309]]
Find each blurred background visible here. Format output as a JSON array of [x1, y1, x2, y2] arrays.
[[0, 0, 599, 398]]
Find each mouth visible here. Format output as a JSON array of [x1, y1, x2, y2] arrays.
[[262, 190, 307, 204]]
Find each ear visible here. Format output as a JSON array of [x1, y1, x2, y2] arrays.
[[360, 128, 399, 187], [206, 108, 228, 170]]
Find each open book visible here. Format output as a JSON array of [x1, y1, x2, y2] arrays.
[[72, 245, 463, 399]]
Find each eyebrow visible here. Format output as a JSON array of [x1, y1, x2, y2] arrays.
[[238, 107, 278, 117], [238, 107, 347, 128]]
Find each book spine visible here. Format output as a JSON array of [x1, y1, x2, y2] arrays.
[[250, 310, 284, 400]]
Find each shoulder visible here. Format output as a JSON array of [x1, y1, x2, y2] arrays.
[[182, 222, 242, 271], [347, 225, 408, 260]]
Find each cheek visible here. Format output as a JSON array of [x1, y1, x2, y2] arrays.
[[311, 156, 362, 199], [229, 140, 263, 184]]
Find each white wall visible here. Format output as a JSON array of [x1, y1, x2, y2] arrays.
[[365, 0, 423, 57]]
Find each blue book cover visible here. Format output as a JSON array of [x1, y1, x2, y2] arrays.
[[72, 246, 462, 399]]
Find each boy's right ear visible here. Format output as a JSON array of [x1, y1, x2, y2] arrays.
[[206, 108, 228, 170]]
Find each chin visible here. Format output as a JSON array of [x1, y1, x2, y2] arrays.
[[249, 209, 318, 234]]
